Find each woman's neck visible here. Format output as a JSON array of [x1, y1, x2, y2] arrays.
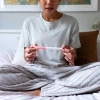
[[42, 11, 62, 22]]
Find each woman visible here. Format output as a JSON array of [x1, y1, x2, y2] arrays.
[[0, 0, 80, 96], [18, 0, 80, 95]]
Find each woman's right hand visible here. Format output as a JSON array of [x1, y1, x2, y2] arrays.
[[24, 44, 37, 63]]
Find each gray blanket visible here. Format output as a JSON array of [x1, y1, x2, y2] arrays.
[[0, 62, 100, 97]]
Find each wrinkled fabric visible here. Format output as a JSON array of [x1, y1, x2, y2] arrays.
[[0, 62, 100, 97]]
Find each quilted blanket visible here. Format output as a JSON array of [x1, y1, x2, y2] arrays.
[[0, 62, 100, 97]]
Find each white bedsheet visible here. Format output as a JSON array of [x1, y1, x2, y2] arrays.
[[0, 91, 100, 100], [0, 49, 15, 65]]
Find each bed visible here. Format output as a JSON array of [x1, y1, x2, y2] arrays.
[[0, 30, 100, 100]]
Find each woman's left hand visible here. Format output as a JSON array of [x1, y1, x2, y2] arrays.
[[61, 45, 77, 66]]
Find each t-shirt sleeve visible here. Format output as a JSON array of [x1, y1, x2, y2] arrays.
[[18, 20, 30, 47], [69, 19, 81, 49], [12, 20, 30, 66]]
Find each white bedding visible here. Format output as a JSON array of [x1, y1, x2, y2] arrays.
[[0, 90, 100, 100], [0, 50, 100, 100], [0, 49, 15, 65]]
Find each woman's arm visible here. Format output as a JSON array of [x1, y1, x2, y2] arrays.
[[61, 45, 77, 66], [24, 44, 37, 63]]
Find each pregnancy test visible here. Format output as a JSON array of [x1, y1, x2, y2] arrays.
[[36, 46, 62, 50]]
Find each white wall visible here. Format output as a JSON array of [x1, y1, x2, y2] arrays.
[[0, 1, 100, 31]]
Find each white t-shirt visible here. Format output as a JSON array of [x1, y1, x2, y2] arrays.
[[18, 13, 81, 67]]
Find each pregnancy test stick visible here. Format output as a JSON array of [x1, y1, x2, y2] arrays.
[[46, 47, 62, 50], [36, 46, 62, 50]]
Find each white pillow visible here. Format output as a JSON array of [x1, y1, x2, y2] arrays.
[[12, 47, 27, 66], [0, 49, 15, 65]]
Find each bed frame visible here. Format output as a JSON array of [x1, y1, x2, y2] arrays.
[[0, 30, 21, 50]]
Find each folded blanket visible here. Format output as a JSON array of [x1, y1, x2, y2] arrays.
[[0, 62, 100, 96]]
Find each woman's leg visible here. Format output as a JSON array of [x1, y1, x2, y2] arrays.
[[24, 89, 41, 96]]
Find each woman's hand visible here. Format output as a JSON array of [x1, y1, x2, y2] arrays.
[[61, 45, 77, 66], [24, 44, 37, 63]]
